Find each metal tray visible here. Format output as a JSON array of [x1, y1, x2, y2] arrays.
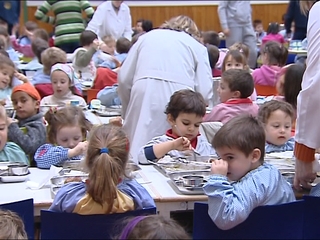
[[168, 171, 212, 195]]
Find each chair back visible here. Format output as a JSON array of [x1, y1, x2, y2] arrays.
[[303, 195, 320, 239], [40, 207, 156, 239], [0, 199, 34, 239], [255, 84, 277, 96], [210, 77, 221, 108], [34, 84, 54, 99], [193, 201, 304, 239]]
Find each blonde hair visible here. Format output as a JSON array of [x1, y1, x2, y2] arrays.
[[102, 35, 116, 45], [229, 42, 250, 59], [85, 124, 129, 211], [41, 47, 67, 75], [160, 15, 201, 41], [300, 1, 316, 14], [0, 209, 28, 239]]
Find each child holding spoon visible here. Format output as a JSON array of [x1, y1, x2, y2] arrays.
[[137, 89, 216, 164]]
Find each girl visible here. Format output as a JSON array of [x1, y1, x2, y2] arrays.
[[0, 26, 19, 62], [35, 106, 92, 169], [262, 22, 285, 45], [253, 41, 288, 87], [222, 50, 257, 101], [137, 89, 216, 164], [0, 54, 15, 102], [49, 124, 155, 214], [118, 215, 191, 239], [40, 63, 87, 115], [0, 105, 29, 165]]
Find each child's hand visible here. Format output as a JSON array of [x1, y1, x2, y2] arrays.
[[172, 137, 191, 151], [7, 117, 18, 125], [14, 71, 29, 83], [92, 39, 100, 50], [73, 141, 88, 155], [109, 117, 123, 127], [111, 56, 121, 68], [11, 24, 19, 36], [211, 159, 228, 176]]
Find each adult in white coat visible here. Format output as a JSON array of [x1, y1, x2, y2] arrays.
[[118, 15, 213, 164], [86, 0, 132, 40]]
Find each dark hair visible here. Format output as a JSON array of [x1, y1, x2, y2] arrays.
[[116, 37, 132, 54], [119, 215, 191, 240], [25, 21, 38, 31], [31, 38, 49, 63], [131, 32, 145, 45], [85, 124, 129, 209], [222, 50, 248, 72], [267, 22, 280, 35], [142, 20, 153, 32], [253, 19, 263, 28], [202, 31, 220, 47], [222, 69, 254, 98], [33, 28, 49, 42], [206, 44, 219, 69], [283, 64, 304, 109], [45, 106, 92, 144], [258, 100, 295, 124], [261, 41, 288, 66], [213, 115, 265, 162], [136, 18, 144, 24], [79, 30, 97, 47], [165, 89, 206, 120], [0, 55, 15, 87]]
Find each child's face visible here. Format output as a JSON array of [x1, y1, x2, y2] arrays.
[[56, 125, 83, 149], [216, 146, 261, 181], [136, 22, 143, 33], [224, 56, 244, 71], [0, 117, 8, 151], [255, 24, 264, 33], [264, 110, 292, 146], [11, 91, 40, 119], [218, 78, 239, 103], [168, 112, 203, 141], [51, 70, 71, 97], [0, 65, 14, 90], [100, 42, 116, 55]]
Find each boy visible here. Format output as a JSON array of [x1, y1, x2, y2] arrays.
[[204, 69, 259, 124], [203, 115, 295, 230], [258, 100, 295, 153], [8, 82, 46, 165], [253, 19, 266, 43], [0, 209, 27, 239], [206, 44, 221, 77], [137, 89, 215, 164]]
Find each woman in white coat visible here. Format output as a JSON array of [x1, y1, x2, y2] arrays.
[[118, 15, 213, 164], [86, 0, 132, 40]]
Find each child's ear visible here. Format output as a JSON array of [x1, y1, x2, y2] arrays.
[[232, 90, 241, 98], [167, 113, 175, 125], [251, 148, 261, 163], [35, 100, 40, 109]]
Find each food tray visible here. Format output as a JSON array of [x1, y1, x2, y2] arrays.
[[168, 171, 211, 195]]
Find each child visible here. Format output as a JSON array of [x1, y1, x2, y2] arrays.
[[0, 26, 19, 62], [204, 69, 259, 124], [94, 34, 116, 67], [202, 30, 225, 69], [253, 19, 267, 43], [0, 105, 29, 165], [137, 89, 215, 164], [118, 215, 191, 240], [40, 63, 87, 114], [72, 30, 99, 82], [206, 44, 221, 77], [203, 115, 295, 230], [35, 106, 91, 169], [221, 49, 248, 72], [262, 23, 285, 45], [8, 82, 47, 165], [19, 21, 38, 45], [0, 209, 28, 239], [49, 124, 156, 214], [258, 100, 295, 153], [0, 54, 15, 101], [253, 41, 288, 87]]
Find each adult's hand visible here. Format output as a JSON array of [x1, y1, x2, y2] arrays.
[[293, 158, 317, 191], [223, 28, 230, 37]]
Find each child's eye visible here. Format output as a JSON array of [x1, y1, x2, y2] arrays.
[[0, 127, 5, 131], [195, 124, 200, 128], [74, 137, 80, 141], [226, 156, 233, 161], [273, 125, 279, 128], [61, 139, 68, 142], [182, 122, 189, 126], [285, 125, 291, 129]]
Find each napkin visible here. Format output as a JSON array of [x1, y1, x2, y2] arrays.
[[26, 165, 62, 190]]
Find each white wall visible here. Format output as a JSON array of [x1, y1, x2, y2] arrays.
[[27, 1, 289, 7]]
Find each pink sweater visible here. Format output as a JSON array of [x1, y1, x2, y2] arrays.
[[262, 33, 285, 45], [10, 36, 34, 58], [203, 98, 259, 124], [252, 65, 282, 86]]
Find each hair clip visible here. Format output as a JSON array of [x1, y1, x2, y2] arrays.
[[100, 147, 109, 154], [49, 106, 57, 114], [239, 48, 243, 53]]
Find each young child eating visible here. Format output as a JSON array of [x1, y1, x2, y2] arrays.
[[203, 115, 295, 230], [137, 89, 215, 164], [258, 100, 295, 153]]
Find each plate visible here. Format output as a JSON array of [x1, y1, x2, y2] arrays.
[[0, 174, 29, 183]]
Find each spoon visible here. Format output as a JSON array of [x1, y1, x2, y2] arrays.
[[174, 125, 201, 158]]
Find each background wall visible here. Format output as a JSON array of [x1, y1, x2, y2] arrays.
[[21, 2, 289, 34]]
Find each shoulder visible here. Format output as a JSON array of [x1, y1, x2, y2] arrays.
[[120, 3, 130, 12], [4, 142, 23, 150]]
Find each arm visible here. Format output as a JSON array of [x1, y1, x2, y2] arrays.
[[8, 122, 46, 156], [86, 3, 104, 38], [284, 0, 295, 34], [123, 7, 133, 41], [80, 0, 95, 20], [34, 1, 55, 24], [74, 48, 97, 68], [10, 36, 34, 57], [217, 1, 229, 31]]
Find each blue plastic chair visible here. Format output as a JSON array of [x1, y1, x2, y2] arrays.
[[40, 207, 157, 239], [286, 53, 297, 64], [0, 199, 34, 239], [193, 201, 304, 239], [303, 195, 320, 239]]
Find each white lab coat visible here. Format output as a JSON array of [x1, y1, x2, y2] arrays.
[[86, 1, 132, 40], [118, 29, 213, 164]]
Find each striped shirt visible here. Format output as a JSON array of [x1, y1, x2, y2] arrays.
[[35, 0, 94, 46]]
